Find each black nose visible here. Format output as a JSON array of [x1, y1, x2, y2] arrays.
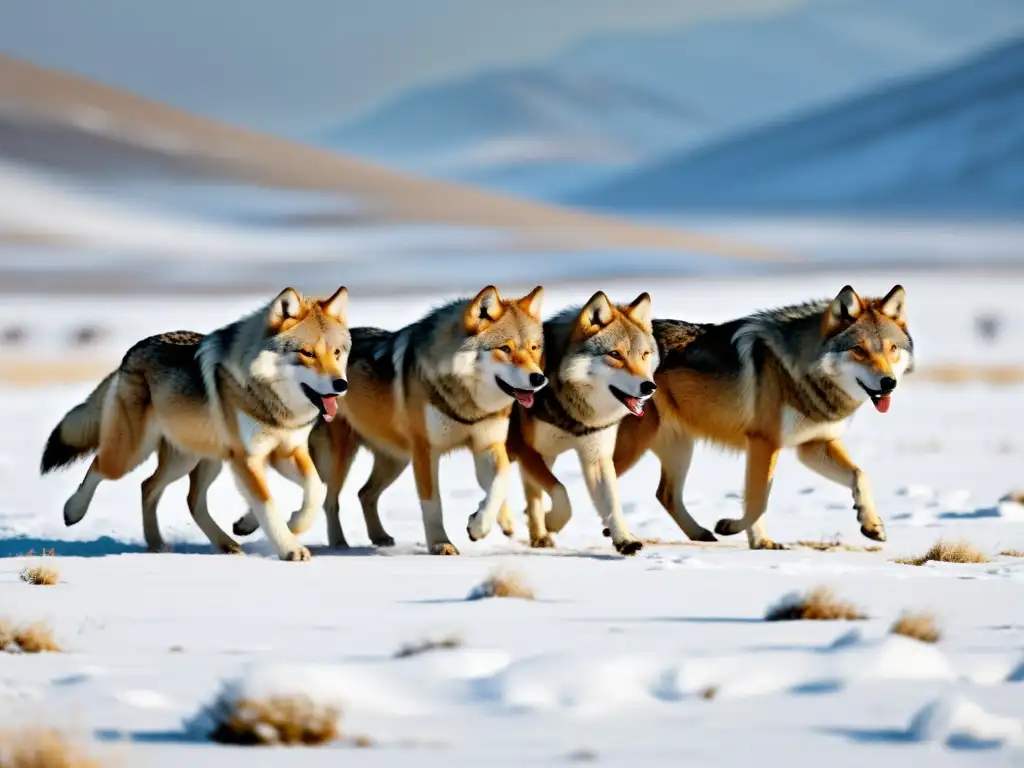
[[879, 376, 897, 392], [332, 378, 348, 394], [639, 380, 657, 396], [529, 372, 547, 388]]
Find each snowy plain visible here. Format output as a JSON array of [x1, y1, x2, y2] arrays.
[[1, 270, 1024, 766]]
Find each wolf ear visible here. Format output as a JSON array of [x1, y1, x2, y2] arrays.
[[268, 288, 303, 328], [577, 291, 615, 337], [878, 285, 907, 326], [320, 286, 348, 320], [625, 292, 652, 328], [517, 286, 544, 320], [823, 285, 863, 336], [464, 285, 503, 334]]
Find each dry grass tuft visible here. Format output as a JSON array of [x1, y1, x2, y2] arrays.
[[890, 612, 941, 643], [1006, 491, 1024, 504], [351, 735, 375, 749], [895, 539, 989, 566], [999, 549, 1024, 558], [794, 539, 883, 553], [394, 634, 463, 659], [20, 566, 59, 586], [699, 685, 718, 700], [207, 695, 341, 746], [0, 727, 104, 767], [0, 621, 62, 654], [764, 587, 867, 622], [467, 569, 535, 601]]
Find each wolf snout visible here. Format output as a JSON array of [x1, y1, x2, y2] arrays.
[[639, 381, 657, 397], [332, 378, 348, 394], [879, 376, 897, 393], [529, 372, 547, 388]]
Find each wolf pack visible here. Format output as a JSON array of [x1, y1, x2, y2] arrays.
[[40, 282, 913, 560]]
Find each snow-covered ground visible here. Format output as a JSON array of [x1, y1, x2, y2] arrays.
[[2, 271, 1023, 765]]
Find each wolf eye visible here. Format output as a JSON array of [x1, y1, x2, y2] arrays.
[[298, 348, 315, 359], [334, 349, 342, 360], [497, 345, 512, 355], [849, 347, 866, 361], [607, 350, 623, 361], [530, 344, 539, 352], [642, 350, 651, 360]]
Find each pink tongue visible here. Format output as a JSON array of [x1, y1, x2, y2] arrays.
[[624, 396, 644, 416], [321, 395, 339, 422], [874, 395, 891, 414], [515, 391, 535, 408]]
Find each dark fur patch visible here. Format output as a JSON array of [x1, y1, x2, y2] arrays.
[[350, 327, 396, 381], [654, 319, 745, 375], [40, 426, 85, 474]]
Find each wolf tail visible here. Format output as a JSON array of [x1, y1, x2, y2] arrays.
[[40, 371, 116, 474]]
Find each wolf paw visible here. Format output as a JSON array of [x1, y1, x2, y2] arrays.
[[429, 542, 459, 556], [714, 518, 744, 537], [371, 533, 396, 548], [281, 545, 312, 562], [690, 528, 718, 543], [146, 541, 171, 554], [614, 538, 644, 556], [219, 541, 245, 555], [232, 514, 260, 537], [466, 511, 492, 542], [752, 538, 788, 551], [860, 522, 887, 542], [530, 534, 556, 549], [602, 527, 611, 538], [328, 537, 350, 550]]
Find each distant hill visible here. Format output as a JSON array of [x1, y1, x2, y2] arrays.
[[575, 38, 1024, 215]]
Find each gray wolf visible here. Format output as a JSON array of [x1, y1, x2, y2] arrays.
[[504, 290, 658, 555], [233, 285, 548, 555], [612, 285, 913, 549], [40, 287, 351, 561]]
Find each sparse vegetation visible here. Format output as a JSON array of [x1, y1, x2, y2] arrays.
[[699, 685, 718, 700], [794, 539, 883, 553], [896, 539, 989, 566], [890, 612, 940, 643], [467, 569, 535, 601], [999, 549, 1024, 558], [0, 727, 105, 767], [20, 566, 59, 586], [764, 587, 867, 622], [394, 634, 463, 658], [351, 735, 375, 748], [0, 621, 62, 654], [206, 695, 341, 746]]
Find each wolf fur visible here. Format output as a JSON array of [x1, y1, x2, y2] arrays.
[[40, 287, 351, 561], [612, 284, 913, 549], [232, 285, 548, 555], [504, 290, 658, 554]]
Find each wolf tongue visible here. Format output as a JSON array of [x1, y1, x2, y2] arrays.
[[515, 391, 535, 408], [624, 396, 644, 416], [321, 394, 339, 422], [874, 395, 891, 414]]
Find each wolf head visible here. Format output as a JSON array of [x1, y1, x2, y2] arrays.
[[561, 291, 659, 418], [251, 286, 351, 422], [820, 284, 912, 413], [457, 285, 547, 409]]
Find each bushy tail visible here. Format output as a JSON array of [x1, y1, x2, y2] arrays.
[[40, 372, 116, 474]]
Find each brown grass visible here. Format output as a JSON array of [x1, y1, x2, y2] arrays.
[[914, 364, 1024, 385], [0, 621, 62, 654], [467, 570, 535, 601], [764, 587, 867, 621], [890, 612, 941, 643], [350, 735, 375, 749], [207, 696, 341, 746], [20, 566, 59, 586], [895, 539, 989, 566], [699, 685, 719, 700], [0, 727, 105, 767], [1006, 492, 1024, 504], [394, 635, 463, 659], [999, 549, 1024, 558], [793, 539, 883, 553]]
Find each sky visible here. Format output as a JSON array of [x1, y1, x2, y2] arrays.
[[0, 0, 804, 134]]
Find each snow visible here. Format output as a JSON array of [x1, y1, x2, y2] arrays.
[[2, 270, 1024, 765]]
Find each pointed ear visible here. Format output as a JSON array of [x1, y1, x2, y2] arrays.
[[877, 284, 907, 326], [464, 285, 503, 334], [577, 291, 615, 337], [517, 286, 544, 320], [625, 292, 652, 328], [822, 285, 863, 336], [268, 287, 303, 328], [320, 286, 348, 320]]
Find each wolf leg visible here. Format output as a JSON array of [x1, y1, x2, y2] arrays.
[[466, 442, 511, 542], [653, 434, 716, 542], [497, 501, 516, 538], [271, 445, 326, 536], [715, 436, 783, 549], [187, 459, 241, 553], [412, 439, 456, 555], [521, 456, 557, 548], [310, 419, 362, 548], [797, 439, 886, 542], [357, 450, 404, 548], [139, 442, 197, 552], [63, 457, 105, 527], [96, 371, 158, 480], [581, 452, 642, 555], [229, 454, 310, 562]]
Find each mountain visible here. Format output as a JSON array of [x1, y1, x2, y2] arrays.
[[575, 37, 1024, 216], [326, 0, 1024, 198]]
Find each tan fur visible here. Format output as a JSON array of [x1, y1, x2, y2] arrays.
[[614, 285, 912, 549]]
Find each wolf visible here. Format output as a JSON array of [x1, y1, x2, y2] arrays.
[[40, 287, 351, 561], [612, 285, 913, 549], [503, 290, 658, 555], [232, 285, 548, 555]]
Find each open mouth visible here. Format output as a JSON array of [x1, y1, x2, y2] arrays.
[[610, 385, 646, 417], [300, 383, 340, 422], [857, 379, 893, 414], [496, 376, 536, 408]]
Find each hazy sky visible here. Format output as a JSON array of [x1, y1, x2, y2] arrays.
[[1, 0, 804, 133]]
